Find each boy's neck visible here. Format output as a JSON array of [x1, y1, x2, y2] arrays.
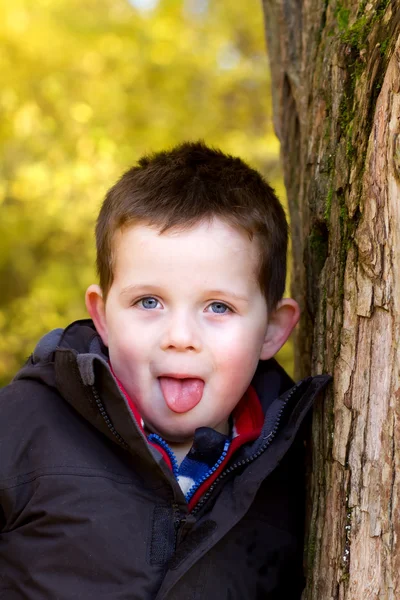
[[167, 440, 194, 466]]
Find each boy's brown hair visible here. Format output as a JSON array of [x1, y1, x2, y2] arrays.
[[96, 141, 288, 311]]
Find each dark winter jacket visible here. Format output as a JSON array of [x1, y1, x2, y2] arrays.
[[0, 320, 330, 600]]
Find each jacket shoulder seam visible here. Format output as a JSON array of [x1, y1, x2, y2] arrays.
[[0, 466, 138, 490]]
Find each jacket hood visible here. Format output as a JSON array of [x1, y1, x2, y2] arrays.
[[14, 320, 106, 388], [15, 319, 297, 416]]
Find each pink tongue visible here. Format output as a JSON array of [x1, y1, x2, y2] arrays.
[[159, 377, 204, 413]]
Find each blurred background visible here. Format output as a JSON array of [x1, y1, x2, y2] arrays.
[[0, 0, 293, 385]]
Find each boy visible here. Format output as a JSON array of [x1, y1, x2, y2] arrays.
[[0, 142, 330, 599]]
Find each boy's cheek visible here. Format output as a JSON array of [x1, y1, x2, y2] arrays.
[[110, 339, 152, 383], [217, 352, 258, 391]]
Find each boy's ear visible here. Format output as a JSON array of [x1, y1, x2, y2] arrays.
[[260, 298, 300, 360], [85, 284, 109, 347]]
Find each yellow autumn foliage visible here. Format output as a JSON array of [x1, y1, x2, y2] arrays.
[[0, 0, 292, 384]]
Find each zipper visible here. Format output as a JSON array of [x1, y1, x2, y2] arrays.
[[148, 433, 180, 478], [173, 501, 186, 548], [190, 379, 309, 517], [92, 384, 188, 552], [91, 385, 130, 450], [185, 439, 231, 502], [149, 434, 232, 503]]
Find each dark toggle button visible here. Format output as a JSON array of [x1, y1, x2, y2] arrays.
[[189, 427, 229, 466]]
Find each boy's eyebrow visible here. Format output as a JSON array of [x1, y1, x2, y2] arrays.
[[205, 289, 249, 303], [120, 284, 249, 303], [120, 284, 162, 297]]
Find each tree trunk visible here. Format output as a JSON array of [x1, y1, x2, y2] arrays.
[[262, 1, 400, 598]]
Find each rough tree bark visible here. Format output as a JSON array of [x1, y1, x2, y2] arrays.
[[262, 1, 400, 598]]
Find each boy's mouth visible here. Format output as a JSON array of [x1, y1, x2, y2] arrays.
[[158, 375, 205, 413]]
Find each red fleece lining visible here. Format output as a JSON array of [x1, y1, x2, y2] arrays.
[[187, 386, 263, 510]]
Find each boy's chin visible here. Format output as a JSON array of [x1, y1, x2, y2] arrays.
[[144, 421, 196, 444]]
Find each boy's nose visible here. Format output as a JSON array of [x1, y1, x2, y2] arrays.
[[160, 313, 201, 352]]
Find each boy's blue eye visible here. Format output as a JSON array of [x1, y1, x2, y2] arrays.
[[209, 302, 230, 314], [135, 298, 231, 313], [138, 297, 159, 309]]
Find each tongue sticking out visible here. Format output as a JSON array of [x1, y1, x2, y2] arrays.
[[159, 377, 204, 413]]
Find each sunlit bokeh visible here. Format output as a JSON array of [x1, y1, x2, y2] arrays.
[[0, 0, 292, 384]]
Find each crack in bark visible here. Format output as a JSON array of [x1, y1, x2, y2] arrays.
[[360, 322, 373, 472], [388, 414, 395, 551]]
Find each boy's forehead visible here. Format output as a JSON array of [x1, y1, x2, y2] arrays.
[[114, 219, 258, 258], [112, 219, 262, 285]]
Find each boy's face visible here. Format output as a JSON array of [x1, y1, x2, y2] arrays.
[[87, 218, 298, 443]]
